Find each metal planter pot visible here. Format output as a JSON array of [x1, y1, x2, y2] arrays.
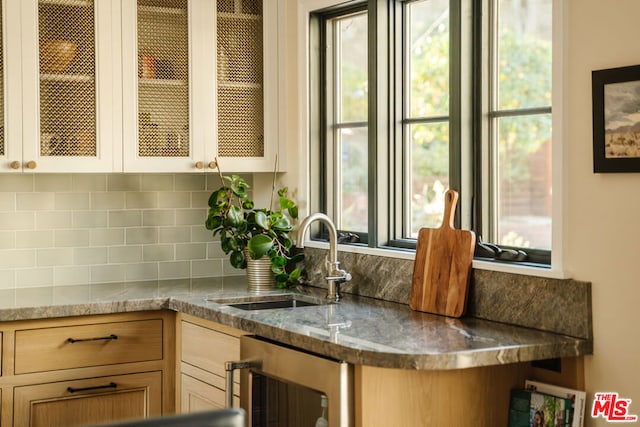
[[245, 249, 275, 292]]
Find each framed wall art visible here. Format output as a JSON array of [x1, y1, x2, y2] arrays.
[[592, 64, 640, 172]]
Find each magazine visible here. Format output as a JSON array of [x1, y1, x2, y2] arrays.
[[509, 388, 572, 427], [525, 380, 586, 427]]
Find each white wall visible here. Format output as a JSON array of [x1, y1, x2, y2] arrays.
[[566, 1, 640, 424]]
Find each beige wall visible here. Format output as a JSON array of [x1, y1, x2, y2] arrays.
[[566, 1, 640, 424], [283, 0, 640, 424]]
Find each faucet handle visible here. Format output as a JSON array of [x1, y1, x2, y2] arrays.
[[326, 269, 351, 282], [326, 261, 351, 282]]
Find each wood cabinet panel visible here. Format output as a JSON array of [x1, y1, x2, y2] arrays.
[[14, 371, 162, 427], [15, 319, 163, 374], [180, 373, 239, 413], [181, 320, 240, 381]]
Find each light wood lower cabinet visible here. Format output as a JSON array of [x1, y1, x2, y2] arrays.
[[14, 371, 162, 427], [177, 313, 246, 414], [355, 357, 585, 427], [0, 311, 175, 427]]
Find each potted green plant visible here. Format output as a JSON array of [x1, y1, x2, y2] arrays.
[[205, 172, 303, 289]]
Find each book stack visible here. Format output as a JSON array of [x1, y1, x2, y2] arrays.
[[508, 380, 586, 427]]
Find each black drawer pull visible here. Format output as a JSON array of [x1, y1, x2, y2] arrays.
[[67, 334, 118, 344], [67, 382, 117, 393]]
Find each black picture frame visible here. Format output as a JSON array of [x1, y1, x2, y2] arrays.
[[592, 64, 640, 173]]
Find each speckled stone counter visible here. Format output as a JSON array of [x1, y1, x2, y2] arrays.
[[0, 277, 592, 370]]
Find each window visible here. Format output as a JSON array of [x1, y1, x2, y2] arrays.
[[318, 6, 369, 239], [311, 0, 554, 266], [485, 0, 553, 253]]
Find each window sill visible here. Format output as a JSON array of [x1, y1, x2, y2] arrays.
[[302, 240, 570, 279]]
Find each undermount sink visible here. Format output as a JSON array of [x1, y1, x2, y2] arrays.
[[207, 294, 323, 311]]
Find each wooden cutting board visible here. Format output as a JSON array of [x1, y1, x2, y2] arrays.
[[410, 189, 476, 317]]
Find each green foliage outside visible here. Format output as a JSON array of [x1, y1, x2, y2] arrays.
[[338, 13, 552, 240]]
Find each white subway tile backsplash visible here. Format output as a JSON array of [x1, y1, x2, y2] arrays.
[[143, 210, 175, 226], [54, 266, 91, 286], [176, 174, 205, 191], [16, 267, 54, 287], [222, 259, 246, 277], [73, 211, 108, 228], [159, 192, 191, 208], [176, 209, 206, 226], [192, 259, 224, 277], [0, 231, 16, 249], [37, 248, 73, 267], [191, 191, 210, 208], [55, 193, 90, 210], [142, 174, 174, 191], [109, 245, 142, 263], [0, 249, 36, 268], [72, 174, 107, 192], [109, 210, 142, 227], [143, 244, 174, 262], [1, 173, 232, 289], [90, 228, 125, 246], [17, 193, 55, 211], [0, 270, 15, 290], [126, 227, 157, 244], [55, 229, 90, 247], [15, 287, 53, 306], [126, 192, 158, 209], [159, 261, 190, 279], [176, 243, 206, 260], [36, 211, 72, 229], [0, 175, 34, 192], [159, 226, 192, 243], [35, 175, 72, 192], [125, 262, 158, 281], [0, 193, 15, 210], [91, 264, 126, 283], [192, 225, 215, 242], [17, 230, 54, 249], [91, 192, 125, 210], [74, 247, 108, 265], [108, 174, 141, 191], [207, 241, 226, 259], [0, 212, 35, 230]]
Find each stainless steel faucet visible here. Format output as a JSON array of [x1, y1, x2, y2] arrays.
[[296, 213, 352, 302]]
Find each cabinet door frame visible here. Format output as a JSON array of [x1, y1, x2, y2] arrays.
[[121, 0, 205, 173], [1, 0, 24, 172], [209, 0, 284, 173], [20, 0, 119, 173]]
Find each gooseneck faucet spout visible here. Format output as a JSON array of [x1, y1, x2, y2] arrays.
[[296, 213, 351, 302]]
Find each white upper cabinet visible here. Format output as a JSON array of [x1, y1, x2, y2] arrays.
[[122, 0, 283, 173], [1, 0, 282, 174], [17, 0, 119, 173]]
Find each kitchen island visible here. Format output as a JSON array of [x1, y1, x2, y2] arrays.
[[0, 276, 592, 426]]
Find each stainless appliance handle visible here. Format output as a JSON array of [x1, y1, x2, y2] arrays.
[[224, 360, 261, 408]]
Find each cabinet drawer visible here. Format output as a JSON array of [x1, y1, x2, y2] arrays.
[[181, 321, 240, 380], [15, 319, 163, 374], [14, 371, 162, 427]]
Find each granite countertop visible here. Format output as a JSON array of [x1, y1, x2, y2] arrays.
[[0, 276, 592, 370]]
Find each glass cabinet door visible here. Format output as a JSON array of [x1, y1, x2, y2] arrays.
[[20, 0, 116, 172], [38, 0, 96, 159], [137, 0, 189, 159], [216, 0, 264, 159]]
